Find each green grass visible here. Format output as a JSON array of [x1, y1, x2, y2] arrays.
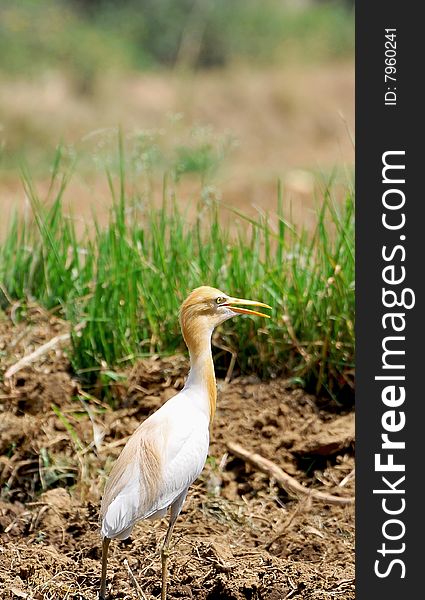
[[0, 150, 354, 399]]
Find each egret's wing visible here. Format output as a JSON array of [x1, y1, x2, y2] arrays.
[[100, 397, 208, 538], [100, 420, 160, 537], [100, 420, 158, 512]]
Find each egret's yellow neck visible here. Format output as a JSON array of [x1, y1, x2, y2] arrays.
[[181, 320, 217, 421]]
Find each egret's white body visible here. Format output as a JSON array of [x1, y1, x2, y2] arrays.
[[99, 286, 270, 600], [101, 385, 210, 540]]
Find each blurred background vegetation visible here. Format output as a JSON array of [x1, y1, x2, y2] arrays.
[[1, 1, 353, 78], [0, 0, 354, 180]]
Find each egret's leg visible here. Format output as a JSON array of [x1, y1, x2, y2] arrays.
[[99, 537, 111, 600], [161, 489, 188, 600], [161, 516, 177, 600]]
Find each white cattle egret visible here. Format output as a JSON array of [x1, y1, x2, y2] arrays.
[[99, 286, 271, 600]]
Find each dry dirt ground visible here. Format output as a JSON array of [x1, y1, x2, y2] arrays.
[[0, 308, 354, 600]]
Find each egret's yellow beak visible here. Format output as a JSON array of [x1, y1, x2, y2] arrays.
[[225, 297, 272, 318]]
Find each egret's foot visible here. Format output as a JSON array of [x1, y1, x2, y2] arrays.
[[99, 588, 108, 600]]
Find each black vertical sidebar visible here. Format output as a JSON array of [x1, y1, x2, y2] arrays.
[[356, 2, 423, 599]]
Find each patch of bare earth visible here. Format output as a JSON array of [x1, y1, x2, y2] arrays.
[[0, 310, 354, 599]]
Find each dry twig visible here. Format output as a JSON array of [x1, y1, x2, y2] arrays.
[[4, 333, 70, 379], [4, 323, 84, 379], [123, 559, 148, 600], [227, 442, 354, 506]]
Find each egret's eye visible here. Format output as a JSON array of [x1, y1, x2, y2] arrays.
[[215, 296, 225, 304]]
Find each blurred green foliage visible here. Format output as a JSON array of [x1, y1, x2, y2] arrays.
[[0, 1, 354, 83]]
